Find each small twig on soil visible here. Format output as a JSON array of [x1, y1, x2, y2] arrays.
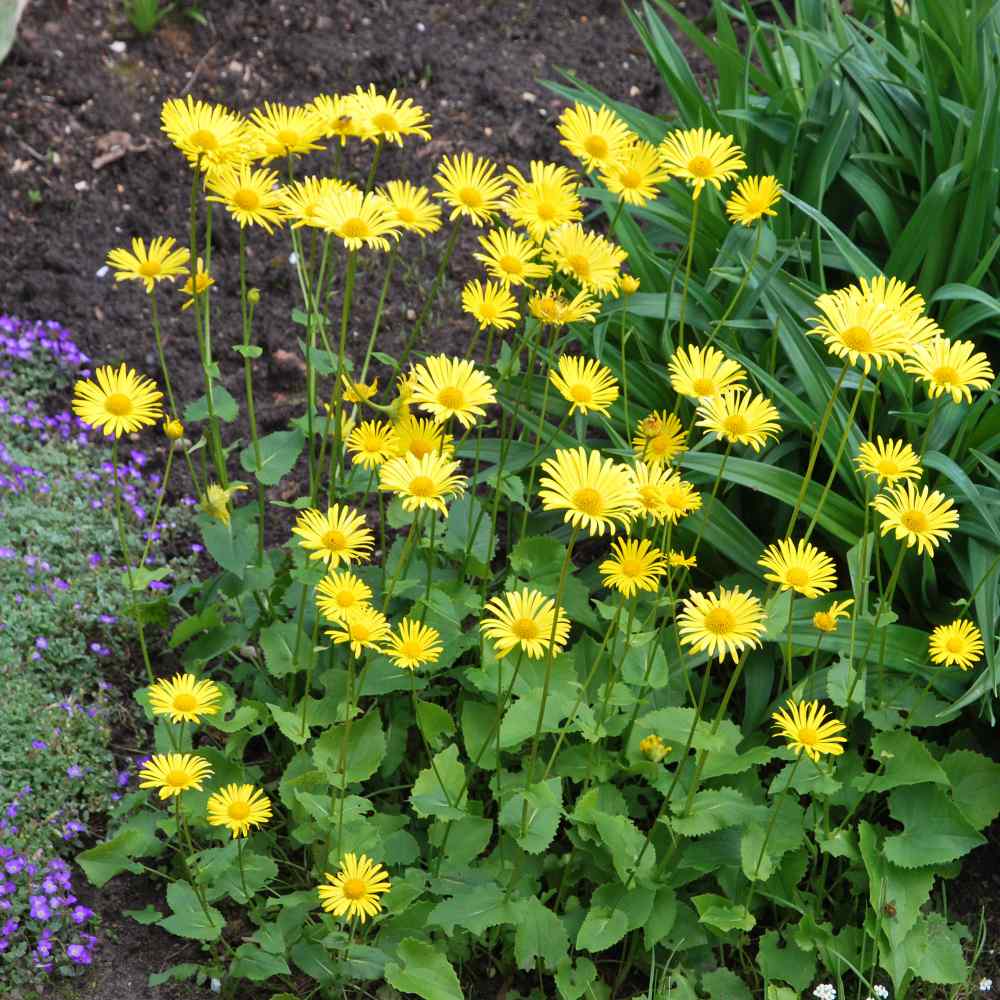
[[179, 44, 218, 97]]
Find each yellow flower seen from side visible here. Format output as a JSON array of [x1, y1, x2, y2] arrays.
[[858, 274, 925, 327], [200, 483, 247, 527], [462, 279, 520, 331], [759, 537, 837, 599], [659, 470, 704, 525], [281, 176, 353, 229], [538, 447, 639, 537], [639, 734, 670, 763], [809, 286, 911, 373], [347, 420, 396, 469], [903, 337, 995, 404], [148, 673, 222, 724], [474, 227, 550, 287], [599, 140, 670, 207], [542, 223, 627, 295], [725, 175, 782, 226], [481, 588, 571, 660], [871, 482, 959, 557], [677, 586, 766, 662], [316, 187, 400, 252], [389, 415, 454, 460], [160, 96, 249, 172], [326, 606, 392, 657], [315, 571, 373, 623], [318, 853, 391, 924], [659, 127, 746, 199], [163, 418, 184, 440], [293, 504, 374, 567], [503, 161, 583, 242], [377, 179, 442, 236], [180, 257, 214, 309], [72, 364, 164, 438], [557, 102, 633, 172], [928, 619, 985, 671], [347, 85, 431, 145], [248, 101, 325, 162], [668, 550, 697, 569], [614, 273, 641, 297], [632, 411, 687, 467], [528, 288, 600, 327], [434, 152, 510, 226], [138, 753, 213, 800], [380, 452, 467, 516], [206, 784, 272, 838], [549, 355, 620, 415], [409, 355, 496, 428], [600, 537, 667, 597], [813, 598, 854, 633], [669, 343, 747, 400], [106, 236, 190, 294], [343, 376, 379, 404], [631, 462, 700, 524], [206, 163, 286, 233], [696, 390, 781, 451], [772, 699, 847, 762], [385, 619, 443, 670], [311, 93, 361, 144], [855, 436, 922, 485]]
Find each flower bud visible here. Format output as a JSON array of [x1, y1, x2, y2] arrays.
[[248, 287, 261, 305], [639, 734, 670, 763], [163, 419, 184, 441]]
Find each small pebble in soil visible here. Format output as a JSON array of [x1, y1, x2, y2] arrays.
[[109, 41, 127, 54]]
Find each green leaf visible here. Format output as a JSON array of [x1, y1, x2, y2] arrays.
[[576, 904, 629, 953], [232, 344, 263, 359], [513, 897, 570, 972], [158, 881, 224, 941], [313, 710, 386, 784], [702, 968, 752, 1000], [211, 851, 278, 904], [229, 943, 290, 982], [509, 535, 565, 587], [884, 784, 985, 868], [757, 930, 816, 991], [863, 731, 949, 793], [692, 894, 755, 933], [76, 817, 162, 887], [384, 938, 463, 1000], [594, 812, 655, 885], [148, 963, 201, 987], [442, 494, 496, 576], [201, 511, 257, 578], [555, 956, 598, 1000], [410, 744, 467, 820], [429, 815, 493, 864], [124, 904, 163, 925], [415, 699, 456, 747], [902, 914, 968, 985], [427, 883, 516, 935], [184, 385, 238, 423], [671, 788, 768, 838], [240, 428, 306, 486], [643, 886, 677, 949], [499, 778, 562, 854], [940, 749, 1000, 830], [259, 620, 314, 677]]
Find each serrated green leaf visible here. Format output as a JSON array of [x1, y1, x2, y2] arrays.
[[702, 967, 752, 1000], [513, 896, 570, 972], [862, 731, 949, 793], [576, 904, 629, 953], [594, 812, 655, 884], [158, 881, 224, 941], [410, 744, 467, 820], [426, 882, 516, 935], [499, 777, 562, 854], [671, 788, 768, 837], [757, 929, 816, 991], [313, 710, 385, 784], [939, 749, 1000, 830], [384, 938, 463, 1000], [240, 428, 305, 486], [883, 785, 985, 868], [692, 893, 755, 933]]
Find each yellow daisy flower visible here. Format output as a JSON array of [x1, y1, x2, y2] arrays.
[[462, 278, 520, 331], [281, 176, 354, 229], [527, 287, 600, 326], [72, 364, 163, 438], [106, 236, 190, 294], [481, 588, 571, 660], [138, 753, 213, 800], [503, 161, 583, 242], [327, 605, 392, 657], [310, 93, 361, 144], [855, 437, 923, 485], [206, 163, 286, 233], [147, 673, 222, 724], [676, 586, 766, 662], [904, 337, 995, 404], [599, 537, 667, 597], [659, 128, 746, 199], [599, 139, 671, 206], [538, 447, 639, 536], [343, 376, 379, 404], [160, 96, 249, 172], [180, 257, 214, 309], [557, 102, 633, 172], [614, 273, 641, 297], [318, 853, 391, 924], [813, 598, 853, 633], [668, 550, 697, 569], [474, 227, 550, 286], [669, 344, 747, 399], [384, 619, 443, 670], [206, 784, 272, 838], [434, 152, 510, 225], [409, 355, 496, 428], [858, 274, 926, 326], [542, 223, 627, 295], [630, 461, 693, 523], [315, 570, 373, 623], [771, 699, 847, 762], [379, 452, 467, 516], [377, 179, 442, 236], [632, 411, 687, 467], [248, 101, 325, 162], [549, 355, 620, 415], [809, 286, 911, 373], [346, 85, 431, 145], [725, 175, 782, 226], [758, 538, 837, 599], [315, 187, 400, 251], [389, 415, 454, 460], [659, 470, 704, 524], [347, 420, 396, 469], [163, 418, 184, 440], [872, 482, 959, 557], [293, 505, 374, 567], [639, 734, 670, 762], [696, 390, 781, 451], [200, 482, 247, 527], [928, 619, 985, 671]]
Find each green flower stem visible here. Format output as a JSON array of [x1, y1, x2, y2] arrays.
[[138, 446, 173, 570], [785, 362, 850, 537], [607, 196, 626, 238], [918, 394, 943, 456], [784, 591, 796, 693], [703, 221, 764, 352], [353, 243, 399, 398], [174, 796, 215, 924], [236, 836, 250, 901], [677, 196, 700, 349], [517, 400, 571, 539], [689, 441, 733, 562], [410, 668, 452, 806], [332, 654, 356, 862], [398, 218, 462, 370], [363, 138, 384, 194], [149, 291, 178, 419]]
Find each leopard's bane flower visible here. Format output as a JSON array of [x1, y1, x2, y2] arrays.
[[311, 93, 361, 144], [317, 853, 391, 924], [528, 288, 600, 327], [72, 364, 164, 438], [347, 420, 396, 469], [557, 102, 633, 172], [315, 187, 400, 251], [138, 753, 213, 799], [599, 537, 667, 597], [409, 355, 496, 428], [106, 237, 190, 294], [549, 355, 620, 415], [676, 586, 766, 662], [696, 390, 781, 451], [206, 163, 286, 233], [180, 257, 214, 308], [659, 127, 746, 199], [503, 160, 583, 242], [462, 279, 520, 331], [481, 588, 571, 660], [809, 286, 910, 373], [206, 784, 272, 838], [163, 418, 185, 440], [148, 673, 222, 724], [725, 175, 782, 225], [293, 504, 374, 567], [434, 152, 510, 225], [281, 176, 354, 229], [813, 599, 853, 633], [928, 619, 984, 670], [377, 179, 442, 236], [639, 734, 670, 763], [772, 699, 847, 761], [474, 227, 551, 286], [379, 452, 466, 516], [160, 96, 249, 172], [384, 619, 443, 670], [758, 538, 837, 599], [542, 223, 627, 295], [326, 606, 392, 657], [389, 415, 454, 460], [632, 411, 687, 467], [871, 482, 959, 557], [200, 483, 248, 527], [248, 101, 326, 162], [855, 437, 923, 485], [538, 447, 639, 536], [315, 570, 373, 623], [599, 140, 671, 207], [904, 337, 995, 404], [347, 84, 431, 145], [669, 344, 746, 400]]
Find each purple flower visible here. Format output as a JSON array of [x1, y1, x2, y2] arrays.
[[67, 943, 92, 964], [5, 857, 25, 875], [1, 918, 18, 935], [31, 739, 47, 750], [29, 895, 52, 921], [34, 636, 48, 650], [148, 580, 170, 592], [116, 769, 130, 787], [70, 905, 93, 925], [88, 553, 102, 568], [66, 765, 84, 779]]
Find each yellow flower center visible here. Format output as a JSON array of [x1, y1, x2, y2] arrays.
[[351, 622, 373, 642], [172, 693, 198, 713], [459, 186, 484, 208], [620, 557, 644, 578], [703, 607, 735, 635], [277, 128, 301, 147], [638, 486, 661, 510], [572, 487, 604, 517], [477, 301, 498, 320], [400, 639, 424, 658], [512, 617, 540, 641], [785, 566, 810, 588], [566, 254, 592, 280], [105, 393, 134, 417], [536, 201, 556, 220], [228, 800, 251, 821], [408, 437, 434, 459], [900, 510, 929, 534], [691, 376, 716, 396], [234, 188, 261, 211], [945, 636, 965, 654], [796, 726, 819, 747], [373, 112, 399, 132], [438, 386, 465, 410], [499, 255, 524, 276], [138, 260, 162, 278], [877, 459, 900, 478], [619, 167, 643, 189], [687, 155, 714, 178], [409, 475, 436, 498], [931, 365, 960, 387], [584, 135, 609, 160], [569, 383, 593, 403], [342, 877, 367, 900], [650, 434, 674, 456], [397, 206, 417, 224], [814, 613, 835, 632], [741, 196, 768, 218], [722, 414, 749, 437], [190, 129, 219, 151], [840, 326, 874, 352], [166, 769, 191, 788], [322, 529, 347, 551], [336, 591, 356, 608], [341, 217, 370, 239]]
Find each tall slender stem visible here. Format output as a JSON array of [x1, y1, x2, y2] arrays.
[[677, 197, 700, 349]]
